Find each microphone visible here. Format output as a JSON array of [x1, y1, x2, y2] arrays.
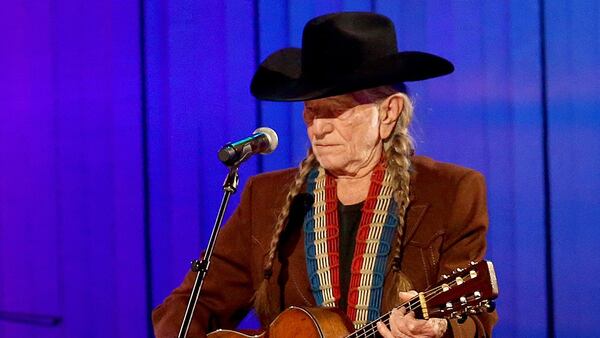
[[218, 127, 278, 166]]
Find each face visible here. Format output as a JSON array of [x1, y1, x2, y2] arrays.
[[303, 94, 383, 177]]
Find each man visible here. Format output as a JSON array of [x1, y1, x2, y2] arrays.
[[153, 12, 497, 337]]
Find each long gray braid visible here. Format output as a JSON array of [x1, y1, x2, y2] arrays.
[[253, 150, 316, 323]]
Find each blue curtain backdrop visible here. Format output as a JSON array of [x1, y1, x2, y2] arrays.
[[1, 1, 598, 337]]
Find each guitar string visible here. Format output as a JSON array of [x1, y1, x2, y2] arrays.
[[348, 285, 449, 338], [360, 281, 456, 333], [351, 273, 487, 338], [349, 278, 463, 338], [348, 276, 472, 337], [347, 273, 482, 338]]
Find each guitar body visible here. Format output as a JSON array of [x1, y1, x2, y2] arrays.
[[207, 306, 354, 338]]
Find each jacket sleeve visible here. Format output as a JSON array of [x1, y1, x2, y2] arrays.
[[152, 177, 257, 338], [439, 171, 498, 338]]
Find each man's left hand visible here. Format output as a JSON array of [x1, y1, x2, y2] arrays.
[[376, 290, 448, 338]]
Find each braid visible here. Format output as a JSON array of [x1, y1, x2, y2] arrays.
[[263, 151, 316, 275], [253, 150, 316, 323], [353, 86, 417, 293], [382, 92, 416, 301], [384, 92, 414, 270]]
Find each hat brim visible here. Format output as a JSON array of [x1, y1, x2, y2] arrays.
[[250, 48, 454, 102]]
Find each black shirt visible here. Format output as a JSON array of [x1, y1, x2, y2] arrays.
[[337, 200, 363, 312]]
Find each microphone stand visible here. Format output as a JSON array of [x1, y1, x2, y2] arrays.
[[177, 162, 241, 338]]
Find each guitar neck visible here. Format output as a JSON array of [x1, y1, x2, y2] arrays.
[[345, 261, 498, 337], [346, 298, 425, 338]]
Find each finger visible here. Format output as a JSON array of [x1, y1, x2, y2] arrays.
[[405, 311, 430, 333], [389, 308, 414, 336], [376, 321, 395, 338], [398, 290, 418, 302], [397, 306, 407, 315], [389, 309, 410, 337], [393, 310, 430, 335], [403, 317, 442, 337]]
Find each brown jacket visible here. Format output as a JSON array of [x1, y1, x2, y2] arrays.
[[152, 156, 498, 337]]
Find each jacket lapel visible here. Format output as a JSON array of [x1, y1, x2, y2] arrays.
[[288, 229, 315, 306], [402, 204, 429, 245], [384, 203, 429, 276]]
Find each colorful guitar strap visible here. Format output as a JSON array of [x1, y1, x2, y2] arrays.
[[303, 162, 398, 328]]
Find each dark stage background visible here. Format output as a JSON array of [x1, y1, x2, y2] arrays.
[[1, 1, 599, 337]]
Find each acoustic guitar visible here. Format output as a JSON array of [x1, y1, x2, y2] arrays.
[[208, 260, 498, 338]]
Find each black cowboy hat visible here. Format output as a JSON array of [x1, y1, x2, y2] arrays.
[[251, 12, 454, 102]]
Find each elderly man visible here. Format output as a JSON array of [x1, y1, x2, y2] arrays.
[[153, 12, 497, 338]]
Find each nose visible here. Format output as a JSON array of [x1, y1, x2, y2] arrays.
[[312, 118, 334, 138]]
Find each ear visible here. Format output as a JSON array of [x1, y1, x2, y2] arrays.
[[379, 93, 404, 139]]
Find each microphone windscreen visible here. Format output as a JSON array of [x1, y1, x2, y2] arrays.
[[254, 127, 278, 153]]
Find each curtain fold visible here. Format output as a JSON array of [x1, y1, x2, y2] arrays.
[[0, 1, 147, 338]]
